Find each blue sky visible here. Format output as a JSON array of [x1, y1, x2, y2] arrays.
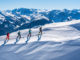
[[0, 0, 80, 10]]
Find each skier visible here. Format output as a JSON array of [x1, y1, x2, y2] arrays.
[[39, 26, 42, 35], [15, 31, 21, 44], [37, 27, 42, 41], [28, 28, 32, 37], [2, 32, 10, 46], [17, 31, 21, 39], [26, 29, 32, 43], [6, 32, 10, 40]]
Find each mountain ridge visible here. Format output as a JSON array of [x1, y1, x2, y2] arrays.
[[0, 8, 80, 36]]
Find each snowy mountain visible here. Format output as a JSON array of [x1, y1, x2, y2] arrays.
[[0, 20, 80, 60], [0, 8, 80, 36]]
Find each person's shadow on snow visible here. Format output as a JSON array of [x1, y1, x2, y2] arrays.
[[14, 37, 19, 44], [26, 36, 31, 44], [37, 34, 42, 42], [2, 40, 8, 46]]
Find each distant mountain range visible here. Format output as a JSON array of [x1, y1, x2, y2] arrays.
[[0, 8, 80, 36]]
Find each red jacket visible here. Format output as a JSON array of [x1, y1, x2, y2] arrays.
[[7, 33, 9, 37]]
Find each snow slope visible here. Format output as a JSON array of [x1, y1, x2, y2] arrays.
[[0, 20, 80, 60]]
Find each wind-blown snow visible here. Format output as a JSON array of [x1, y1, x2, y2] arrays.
[[0, 20, 80, 60]]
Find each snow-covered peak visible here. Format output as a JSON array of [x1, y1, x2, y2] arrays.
[[21, 15, 31, 20], [0, 14, 5, 20], [30, 13, 49, 21], [5, 12, 15, 17]]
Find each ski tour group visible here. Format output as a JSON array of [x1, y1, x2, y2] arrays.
[[4, 27, 43, 45]]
